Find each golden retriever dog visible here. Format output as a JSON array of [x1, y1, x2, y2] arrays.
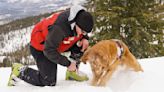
[[80, 39, 143, 86]]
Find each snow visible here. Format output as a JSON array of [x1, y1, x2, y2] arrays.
[[0, 57, 164, 92], [0, 56, 6, 63], [0, 26, 32, 54]]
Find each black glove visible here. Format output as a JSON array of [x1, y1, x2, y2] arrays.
[[70, 52, 83, 63], [69, 44, 84, 68]]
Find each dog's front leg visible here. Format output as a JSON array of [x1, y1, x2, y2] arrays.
[[90, 65, 102, 86], [91, 76, 98, 86], [96, 69, 114, 86], [90, 63, 106, 86], [91, 65, 114, 86], [97, 61, 120, 86]]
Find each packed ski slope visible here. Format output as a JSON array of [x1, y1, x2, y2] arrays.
[[0, 57, 164, 92]]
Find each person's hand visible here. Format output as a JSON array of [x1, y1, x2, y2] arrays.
[[67, 62, 77, 71], [78, 39, 89, 52]]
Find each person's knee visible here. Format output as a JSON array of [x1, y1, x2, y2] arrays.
[[47, 81, 56, 86], [42, 77, 56, 86]]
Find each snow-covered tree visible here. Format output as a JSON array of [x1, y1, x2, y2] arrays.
[[86, 0, 164, 58]]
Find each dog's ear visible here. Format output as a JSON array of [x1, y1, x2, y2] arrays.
[[80, 47, 91, 64]]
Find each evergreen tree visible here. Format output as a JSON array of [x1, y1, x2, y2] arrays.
[[86, 0, 164, 58]]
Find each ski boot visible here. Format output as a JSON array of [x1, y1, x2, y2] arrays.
[[65, 70, 89, 81], [8, 63, 25, 86]]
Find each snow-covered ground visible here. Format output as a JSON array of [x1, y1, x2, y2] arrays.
[[0, 57, 164, 92]]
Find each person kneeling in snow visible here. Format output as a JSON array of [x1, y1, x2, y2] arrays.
[[8, 5, 94, 86]]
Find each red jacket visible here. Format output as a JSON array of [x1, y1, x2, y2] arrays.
[[30, 9, 87, 67], [30, 12, 83, 53]]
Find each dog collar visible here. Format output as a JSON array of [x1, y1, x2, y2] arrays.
[[116, 41, 124, 59]]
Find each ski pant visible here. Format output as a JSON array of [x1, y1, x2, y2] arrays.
[[19, 46, 57, 86]]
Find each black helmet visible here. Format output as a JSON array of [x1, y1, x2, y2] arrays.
[[75, 10, 94, 33]]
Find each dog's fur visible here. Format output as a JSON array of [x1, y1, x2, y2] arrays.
[[80, 39, 143, 86]]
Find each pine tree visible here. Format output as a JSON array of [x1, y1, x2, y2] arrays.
[[86, 0, 164, 58]]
